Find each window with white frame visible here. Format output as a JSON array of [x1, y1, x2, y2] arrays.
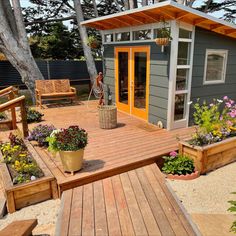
[[203, 49, 228, 84]]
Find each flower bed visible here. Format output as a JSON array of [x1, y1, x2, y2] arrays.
[[180, 97, 236, 174], [0, 134, 58, 213], [0, 111, 13, 131]]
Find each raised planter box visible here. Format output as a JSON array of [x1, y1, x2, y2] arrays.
[[179, 136, 236, 174], [0, 140, 58, 213], [0, 120, 13, 131]]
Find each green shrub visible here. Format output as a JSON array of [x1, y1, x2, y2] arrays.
[[162, 152, 194, 175], [228, 192, 236, 233], [27, 108, 44, 123], [0, 112, 6, 121]]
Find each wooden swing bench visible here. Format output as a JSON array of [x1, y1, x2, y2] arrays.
[[35, 79, 77, 108]]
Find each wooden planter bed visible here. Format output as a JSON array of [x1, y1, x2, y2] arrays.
[[0, 120, 13, 131], [179, 136, 236, 174], [0, 140, 58, 213]]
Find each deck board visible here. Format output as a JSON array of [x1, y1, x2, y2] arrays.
[[0, 101, 194, 192], [24, 101, 194, 192], [56, 164, 200, 236]]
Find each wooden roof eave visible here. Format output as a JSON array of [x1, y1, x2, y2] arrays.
[[81, 1, 236, 40]]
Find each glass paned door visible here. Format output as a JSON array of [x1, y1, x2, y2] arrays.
[[115, 47, 150, 120], [115, 48, 130, 113], [131, 48, 149, 120]]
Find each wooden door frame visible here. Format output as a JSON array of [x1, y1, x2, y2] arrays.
[[115, 46, 150, 121]]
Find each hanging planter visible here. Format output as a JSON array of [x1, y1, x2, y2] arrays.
[[154, 26, 172, 46], [87, 35, 100, 49]]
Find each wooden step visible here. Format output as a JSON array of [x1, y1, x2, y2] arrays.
[[0, 219, 38, 236]]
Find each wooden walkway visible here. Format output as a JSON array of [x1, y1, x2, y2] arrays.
[[55, 164, 200, 236], [26, 101, 194, 193]]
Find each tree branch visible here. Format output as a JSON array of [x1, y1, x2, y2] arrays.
[[25, 15, 76, 26]]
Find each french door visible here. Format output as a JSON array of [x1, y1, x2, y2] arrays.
[[115, 47, 150, 120]]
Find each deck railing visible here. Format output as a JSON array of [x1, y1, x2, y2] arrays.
[[0, 86, 28, 138]]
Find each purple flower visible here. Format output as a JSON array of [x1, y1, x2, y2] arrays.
[[226, 102, 232, 108], [170, 151, 177, 157], [223, 96, 228, 100]]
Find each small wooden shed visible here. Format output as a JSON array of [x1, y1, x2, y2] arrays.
[[82, 0, 236, 130]]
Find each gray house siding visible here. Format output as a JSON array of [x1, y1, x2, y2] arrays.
[[103, 42, 170, 127], [190, 27, 236, 122]]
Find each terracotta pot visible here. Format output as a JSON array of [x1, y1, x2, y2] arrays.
[[166, 170, 200, 180], [59, 149, 84, 174], [155, 38, 170, 46]]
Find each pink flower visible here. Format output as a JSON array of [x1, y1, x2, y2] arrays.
[[229, 110, 236, 118], [226, 102, 232, 108], [170, 151, 177, 157], [226, 120, 233, 126], [223, 96, 228, 100]]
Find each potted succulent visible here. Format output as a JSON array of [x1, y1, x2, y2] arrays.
[[87, 35, 100, 49], [155, 27, 172, 46], [162, 151, 199, 180], [47, 125, 88, 174]]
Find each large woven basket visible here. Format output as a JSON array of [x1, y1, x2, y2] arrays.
[[98, 105, 117, 129]]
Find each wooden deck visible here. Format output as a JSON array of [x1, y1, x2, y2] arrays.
[[55, 164, 200, 236], [26, 101, 194, 192]]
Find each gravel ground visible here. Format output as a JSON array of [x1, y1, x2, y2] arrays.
[[167, 162, 236, 214], [0, 199, 60, 235]]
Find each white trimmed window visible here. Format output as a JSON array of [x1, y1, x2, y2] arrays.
[[203, 49, 228, 84]]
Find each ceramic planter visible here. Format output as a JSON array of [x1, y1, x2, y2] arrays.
[[59, 149, 84, 174], [179, 136, 236, 174]]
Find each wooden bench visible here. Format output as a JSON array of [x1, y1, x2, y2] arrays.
[[0, 219, 37, 236], [35, 79, 76, 108]]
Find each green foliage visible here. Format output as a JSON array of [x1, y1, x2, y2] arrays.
[[0, 112, 6, 121], [190, 97, 236, 146], [27, 108, 44, 123], [0, 134, 43, 184], [87, 35, 100, 49], [228, 192, 236, 233], [29, 22, 81, 60], [157, 27, 172, 39], [47, 125, 88, 152], [162, 154, 194, 175]]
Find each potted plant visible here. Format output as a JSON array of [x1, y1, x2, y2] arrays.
[[179, 96, 236, 174], [162, 151, 199, 180], [47, 125, 88, 174], [155, 26, 172, 46], [87, 35, 100, 49]]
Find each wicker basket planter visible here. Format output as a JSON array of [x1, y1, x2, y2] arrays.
[[179, 136, 236, 174], [0, 140, 58, 213], [98, 105, 117, 129], [155, 38, 170, 46]]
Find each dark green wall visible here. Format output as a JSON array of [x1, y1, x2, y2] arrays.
[[103, 42, 170, 127], [190, 27, 236, 122]]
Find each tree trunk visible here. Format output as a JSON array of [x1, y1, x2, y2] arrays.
[[0, 0, 44, 103], [73, 0, 97, 84], [129, 0, 138, 9]]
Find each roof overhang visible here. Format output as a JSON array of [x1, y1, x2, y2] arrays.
[[81, 0, 236, 39]]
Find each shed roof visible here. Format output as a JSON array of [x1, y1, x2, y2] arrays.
[[81, 1, 236, 39]]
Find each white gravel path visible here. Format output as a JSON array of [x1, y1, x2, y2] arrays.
[[0, 199, 60, 234], [167, 162, 236, 214]]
